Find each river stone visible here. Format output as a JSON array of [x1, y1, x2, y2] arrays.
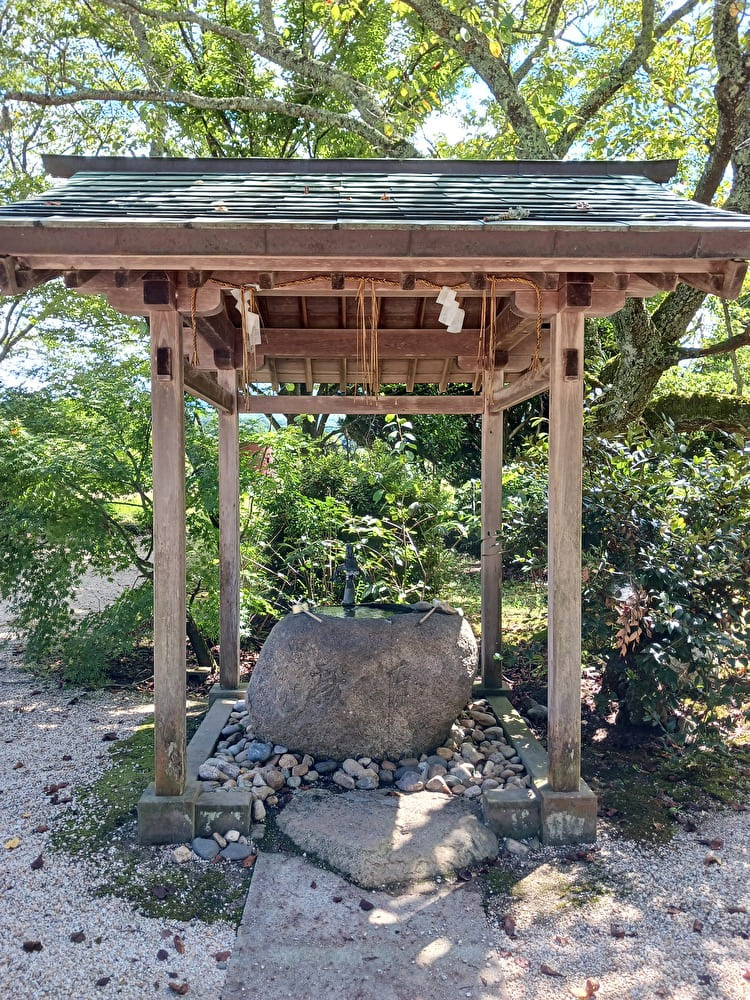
[[276, 788, 498, 888], [245, 609, 478, 759]]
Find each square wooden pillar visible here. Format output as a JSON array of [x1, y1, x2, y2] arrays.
[[547, 312, 584, 792], [480, 371, 504, 689], [217, 368, 241, 689], [150, 309, 187, 796]]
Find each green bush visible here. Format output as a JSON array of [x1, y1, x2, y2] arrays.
[[504, 428, 750, 739]]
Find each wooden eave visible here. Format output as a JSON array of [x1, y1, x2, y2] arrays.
[[2, 156, 750, 411]]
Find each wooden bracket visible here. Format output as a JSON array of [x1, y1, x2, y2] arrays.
[[143, 271, 176, 309]]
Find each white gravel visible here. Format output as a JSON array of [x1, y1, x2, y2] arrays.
[[0, 643, 234, 1000], [0, 574, 747, 999]]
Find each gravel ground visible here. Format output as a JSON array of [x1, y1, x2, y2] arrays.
[[0, 575, 235, 1000], [0, 575, 748, 1000]]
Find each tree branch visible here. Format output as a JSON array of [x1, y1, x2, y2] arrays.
[[100, 0, 391, 131], [677, 324, 750, 359], [554, 0, 700, 156], [4, 86, 414, 155], [402, 0, 554, 157], [513, 0, 565, 83], [691, 0, 750, 205]]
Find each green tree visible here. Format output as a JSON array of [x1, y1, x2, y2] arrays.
[[2, 0, 748, 429]]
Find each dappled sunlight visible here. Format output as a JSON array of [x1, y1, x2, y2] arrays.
[[414, 935, 453, 966]]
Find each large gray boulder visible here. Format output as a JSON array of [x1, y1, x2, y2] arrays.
[[245, 609, 477, 759]]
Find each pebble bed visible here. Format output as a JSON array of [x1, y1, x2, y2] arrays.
[[195, 698, 529, 838]]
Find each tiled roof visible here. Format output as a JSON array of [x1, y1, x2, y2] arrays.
[[2, 159, 749, 231]]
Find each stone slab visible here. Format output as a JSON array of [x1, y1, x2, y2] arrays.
[[221, 853, 507, 1000], [276, 788, 498, 888]]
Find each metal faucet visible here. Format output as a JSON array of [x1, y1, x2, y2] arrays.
[[334, 543, 361, 612]]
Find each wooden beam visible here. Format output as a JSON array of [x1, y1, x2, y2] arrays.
[[218, 368, 241, 690], [0, 259, 60, 295], [239, 394, 484, 414], [259, 329, 482, 358], [406, 358, 417, 392], [481, 371, 504, 688], [339, 358, 347, 392], [304, 357, 314, 393], [150, 309, 187, 797], [679, 261, 747, 299], [488, 363, 551, 412], [183, 359, 236, 413], [547, 311, 584, 793], [268, 358, 280, 392], [439, 358, 451, 392]]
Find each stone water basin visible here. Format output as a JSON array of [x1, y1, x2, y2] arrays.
[[244, 603, 478, 760]]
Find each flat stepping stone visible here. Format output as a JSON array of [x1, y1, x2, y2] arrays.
[[276, 788, 498, 887], [221, 853, 505, 1000]]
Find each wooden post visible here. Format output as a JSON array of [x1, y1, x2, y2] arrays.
[[218, 367, 241, 689], [480, 371, 504, 689], [150, 309, 187, 796], [547, 312, 584, 792]]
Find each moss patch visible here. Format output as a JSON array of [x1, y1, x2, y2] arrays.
[[51, 721, 156, 855], [94, 843, 253, 925], [49, 703, 252, 925]]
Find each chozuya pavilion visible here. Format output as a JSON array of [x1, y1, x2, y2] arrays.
[[2, 155, 749, 844]]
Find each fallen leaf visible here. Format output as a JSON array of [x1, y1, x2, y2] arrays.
[[653, 989, 669, 998], [704, 852, 721, 866], [242, 854, 257, 869], [157, 949, 169, 961], [22, 940, 42, 952], [666, 904, 685, 915], [174, 935, 185, 955], [502, 914, 517, 939], [698, 837, 724, 849], [693, 919, 703, 933], [310, 881, 317, 889], [213, 951, 231, 963], [62, 754, 72, 761], [570, 980, 600, 999], [743, 969, 750, 981], [95, 977, 111, 987], [101, 732, 118, 742], [540, 963, 564, 977], [30, 854, 44, 870], [554, 935, 571, 946], [457, 869, 473, 881], [359, 899, 374, 911], [70, 931, 85, 943], [168, 984, 189, 995], [5, 837, 21, 850], [610, 924, 626, 939], [332, 896, 343, 903], [13, 761, 24, 770], [152, 884, 171, 900], [697, 974, 712, 985], [728, 906, 747, 914], [34, 825, 49, 834], [513, 955, 530, 969]]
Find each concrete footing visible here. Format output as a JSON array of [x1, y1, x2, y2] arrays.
[[138, 687, 595, 847], [482, 695, 596, 845], [137, 686, 251, 845]]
